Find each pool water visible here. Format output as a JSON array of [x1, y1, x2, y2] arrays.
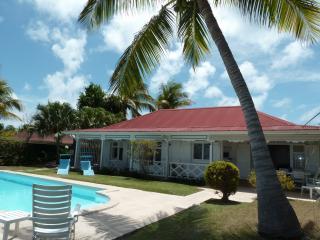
[[0, 172, 109, 212]]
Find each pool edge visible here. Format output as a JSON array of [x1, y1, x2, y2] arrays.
[[0, 170, 119, 215]]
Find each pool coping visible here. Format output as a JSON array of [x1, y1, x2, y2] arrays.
[[0, 170, 119, 215]]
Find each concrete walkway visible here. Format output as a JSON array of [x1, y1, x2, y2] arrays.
[[0, 173, 256, 240]]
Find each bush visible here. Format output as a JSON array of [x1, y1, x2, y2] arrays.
[[204, 160, 240, 202], [0, 137, 58, 166], [248, 170, 295, 191]]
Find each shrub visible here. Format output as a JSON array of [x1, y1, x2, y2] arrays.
[[248, 170, 295, 191], [204, 160, 240, 202]]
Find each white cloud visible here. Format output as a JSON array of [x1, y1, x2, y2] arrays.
[[21, 0, 87, 23], [204, 86, 239, 107], [184, 61, 216, 97], [149, 44, 183, 93], [44, 72, 87, 105], [26, 21, 50, 43], [23, 83, 31, 91], [101, 10, 158, 53], [273, 98, 291, 108], [213, 6, 287, 52], [51, 29, 86, 74], [299, 106, 320, 124], [271, 41, 313, 69], [214, 61, 272, 109], [26, 22, 88, 106], [239, 61, 273, 94]]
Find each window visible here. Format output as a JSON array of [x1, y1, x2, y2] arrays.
[[193, 143, 210, 161], [111, 141, 123, 160], [154, 142, 162, 163], [293, 145, 305, 170]]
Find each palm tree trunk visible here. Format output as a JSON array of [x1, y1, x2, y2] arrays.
[[197, 0, 302, 238]]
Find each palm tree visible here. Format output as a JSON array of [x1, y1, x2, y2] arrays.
[[79, 0, 320, 238], [0, 80, 22, 121], [106, 89, 156, 118], [156, 81, 192, 109], [33, 102, 76, 160]]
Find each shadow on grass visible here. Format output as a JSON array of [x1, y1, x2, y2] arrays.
[[205, 198, 241, 205]]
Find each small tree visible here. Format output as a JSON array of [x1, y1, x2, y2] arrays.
[[204, 160, 240, 202], [249, 170, 295, 191], [131, 140, 157, 175]]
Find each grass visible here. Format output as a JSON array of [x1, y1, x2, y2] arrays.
[[0, 166, 200, 196], [119, 199, 320, 240]]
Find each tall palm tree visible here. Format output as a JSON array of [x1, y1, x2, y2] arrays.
[[79, 0, 320, 238], [33, 102, 76, 160], [106, 89, 156, 118], [122, 89, 156, 117], [156, 81, 192, 109], [0, 80, 22, 121]]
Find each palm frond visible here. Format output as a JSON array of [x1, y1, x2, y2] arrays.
[[216, 0, 320, 43], [177, 0, 211, 68], [110, 6, 175, 95], [78, 0, 167, 29]]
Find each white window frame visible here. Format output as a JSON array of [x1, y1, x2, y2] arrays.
[[192, 142, 210, 161], [153, 142, 162, 164], [292, 144, 305, 170], [110, 141, 123, 161]]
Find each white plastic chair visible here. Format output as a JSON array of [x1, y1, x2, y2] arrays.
[[306, 168, 320, 186], [31, 184, 80, 240]]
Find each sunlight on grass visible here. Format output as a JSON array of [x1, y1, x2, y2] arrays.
[[0, 166, 200, 196]]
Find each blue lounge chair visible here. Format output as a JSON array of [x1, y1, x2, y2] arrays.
[[57, 159, 70, 175], [80, 161, 95, 176]]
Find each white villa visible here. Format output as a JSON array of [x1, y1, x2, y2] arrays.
[[65, 106, 320, 180]]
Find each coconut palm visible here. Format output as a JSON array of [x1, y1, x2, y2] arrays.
[[79, 0, 320, 238], [156, 81, 192, 109], [0, 80, 22, 121], [111, 89, 156, 118], [33, 102, 77, 160]]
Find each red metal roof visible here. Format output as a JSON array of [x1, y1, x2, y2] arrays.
[[15, 132, 74, 145], [72, 106, 320, 133]]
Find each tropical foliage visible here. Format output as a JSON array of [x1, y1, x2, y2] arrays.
[[78, 82, 154, 118], [33, 102, 76, 159], [156, 81, 191, 109], [0, 79, 22, 121], [78, 83, 106, 109], [204, 161, 239, 202], [79, 0, 320, 237], [76, 106, 124, 129], [249, 170, 295, 191]]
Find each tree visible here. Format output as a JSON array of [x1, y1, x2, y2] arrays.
[[76, 106, 124, 129], [33, 102, 76, 160], [79, 0, 320, 237], [118, 90, 156, 118], [78, 83, 106, 109], [0, 80, 22, 121], [156, 81, 191, 109]]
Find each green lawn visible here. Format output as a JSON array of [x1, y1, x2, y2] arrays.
[[120, 200, 320, 240], [0, 166, 200, 196]]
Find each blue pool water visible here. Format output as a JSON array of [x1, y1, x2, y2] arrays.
[[0, 172, 109, 212]]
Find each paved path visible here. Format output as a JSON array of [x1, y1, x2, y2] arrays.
[[0, 173, 256, 240]]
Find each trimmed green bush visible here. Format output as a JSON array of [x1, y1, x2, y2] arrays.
[[248, 170, 295, 191], [204, 160, 240, 201]]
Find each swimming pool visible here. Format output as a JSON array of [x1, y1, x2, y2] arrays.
[[0, 171, 109, 212]]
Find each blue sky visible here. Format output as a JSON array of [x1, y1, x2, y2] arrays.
[[0, 0, 319, 127]]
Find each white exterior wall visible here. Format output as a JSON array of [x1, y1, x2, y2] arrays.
[[236, 143, 251, 178], [305, 145, 320, 173], [169, 141, 193, 163]]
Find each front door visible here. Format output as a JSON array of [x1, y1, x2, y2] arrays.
[[268, 145, 290, 169]]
